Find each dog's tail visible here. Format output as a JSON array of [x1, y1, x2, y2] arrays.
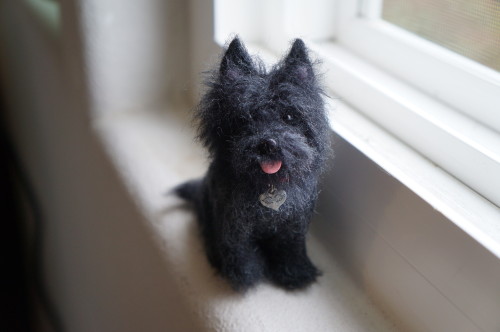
[[173, 179, 202, 202]]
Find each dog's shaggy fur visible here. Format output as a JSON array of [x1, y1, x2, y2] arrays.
[[176, 37, 331, 291]]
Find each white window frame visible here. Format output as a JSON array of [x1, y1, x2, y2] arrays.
[[330, 0, 500, 207], [221, 0, 500, 208], [338, 0, 500, 132]]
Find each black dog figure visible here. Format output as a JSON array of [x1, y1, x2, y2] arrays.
[[176, 37, 331, 291]]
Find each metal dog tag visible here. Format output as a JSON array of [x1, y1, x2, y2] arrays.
[[259, 187, 287, 211]]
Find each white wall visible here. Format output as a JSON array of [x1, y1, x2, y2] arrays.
[[0, 1, 199, 331], [74, 0, 190, 114]]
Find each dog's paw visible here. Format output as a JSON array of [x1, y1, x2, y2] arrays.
[[220, 258, 264, 292], [267, 259, 321, 290]]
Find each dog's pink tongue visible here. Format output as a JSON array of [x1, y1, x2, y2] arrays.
[[260, 160, 282, 174]]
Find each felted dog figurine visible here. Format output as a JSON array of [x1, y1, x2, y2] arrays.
[[176, 37, 331, 291]]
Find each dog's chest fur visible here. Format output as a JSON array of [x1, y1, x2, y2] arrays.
[[207, 163, 318, 233]]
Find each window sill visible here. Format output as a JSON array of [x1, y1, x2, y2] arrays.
[[93, 107, 399, 331], [93, 98, 500, 330], [92, 41, 500, 331]]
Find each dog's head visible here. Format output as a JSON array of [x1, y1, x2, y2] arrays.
[[196, 37, 331, 185]]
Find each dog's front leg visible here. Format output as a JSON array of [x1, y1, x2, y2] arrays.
[[210, 221, 264, 291], [262, 232, 320, 290]]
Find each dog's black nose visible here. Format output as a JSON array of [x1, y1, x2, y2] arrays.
[[258, 138, 278, 154]]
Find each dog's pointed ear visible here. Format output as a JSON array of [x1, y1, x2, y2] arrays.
[[281, 39, 315, 84], [220, 37, 255, 80]]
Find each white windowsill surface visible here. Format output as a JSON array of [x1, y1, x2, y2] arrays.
[[94, 108, 400, 332], [91, 38, 500, 329]]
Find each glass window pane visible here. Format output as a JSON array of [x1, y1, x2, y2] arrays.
[[382, 0, 500, 72]]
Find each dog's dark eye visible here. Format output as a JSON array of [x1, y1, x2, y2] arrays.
[[283, 113, 294, 123], [283, 113, 301, 126]]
